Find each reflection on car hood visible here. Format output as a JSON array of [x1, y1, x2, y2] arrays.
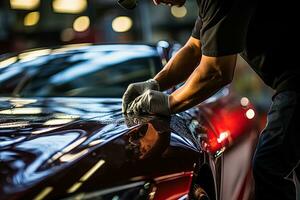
[[0, 97, 200, 199]]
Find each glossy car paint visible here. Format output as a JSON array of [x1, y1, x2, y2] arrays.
[[198, 92, 259, 200], [0, 97, 202, 199], [0, 95, 258, 200], [0, 44, 162, 98], [0, 44, 260, 200]]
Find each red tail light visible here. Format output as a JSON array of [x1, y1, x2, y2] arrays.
[[204, 104, 256, 156]]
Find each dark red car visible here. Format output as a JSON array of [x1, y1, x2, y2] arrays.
[[0, 43, 260, 200]]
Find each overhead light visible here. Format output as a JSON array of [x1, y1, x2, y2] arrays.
[[246, 109, 255, 119], [10, 0, 40, 10], [53, 0, 87, 14], [24, 11, 40, 27], [112, 16, 133, 33], [171, 6, 187, 18], [240, 97, 250, 107], [73, 16, 90, 32]]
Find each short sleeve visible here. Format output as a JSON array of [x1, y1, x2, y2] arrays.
[[191, 16, 202, 40], [192, 0, 256, 56]]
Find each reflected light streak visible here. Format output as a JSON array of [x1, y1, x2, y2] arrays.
[[10, 98, 37, 104], [67, 159, 105, 193], [0, 57, 17, 69], [60, 149, 89, 162], [10, 99, 38, 107], [0, 121, 29, 128], [80, 160, 105, 182], [50, 152, 63, 161], [32, 127, 60, 134], [0, 108, 42, 115], [33, 186, 53, 200], [62, 137, 86, 152], [68, 182, 83, 194], [51, 43, 91, 54], [88, 140, 103, 147], [221, 87, 229, 96], [50, 50, 155, 84], [44, 137, 86, 161], [217, 131, 229, 143], [43, 119, 74, 125], [53, 113, 79, 119], [154, 172, 188, 182], [50, 135, 85, 162], [18, 49, 51, 62]]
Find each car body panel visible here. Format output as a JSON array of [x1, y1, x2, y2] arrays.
[[0, 44, 163, 98], [0, 44, 260, 200], [0, 97, 202, 200]]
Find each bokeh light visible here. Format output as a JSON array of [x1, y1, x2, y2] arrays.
[[73, 16, 90, 32], [61, 28, 75, 42], [171, 6, 187, 18], [24, 11, 40, 26], [10, 0, 40, 10], [246, 109, 255, 119], [240, 97, 250, 107], [53, 0, 87, 14], [112, 16, 133, 33]]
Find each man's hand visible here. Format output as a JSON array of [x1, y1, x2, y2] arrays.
[[127, 90, 170, 116], [122, 79, 160, 113]]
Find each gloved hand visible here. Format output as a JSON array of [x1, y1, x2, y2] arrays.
[[126, 90, 170, 116], [122, 79, 160, 113]]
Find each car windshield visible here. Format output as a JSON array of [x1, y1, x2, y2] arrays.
[[0, 45, 161, 98]]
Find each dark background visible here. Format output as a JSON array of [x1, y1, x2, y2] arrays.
[[0, 0, 274, 128], [0, 0, 199, 54]]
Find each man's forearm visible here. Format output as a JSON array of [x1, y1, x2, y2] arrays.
[[154, 37, 202, 91], [169, 55, 237, 113]]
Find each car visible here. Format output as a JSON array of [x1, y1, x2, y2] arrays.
[[0, 43, 260, 200]]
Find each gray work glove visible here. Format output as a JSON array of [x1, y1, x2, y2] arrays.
[[127, 90, 170, 116], [122, 79, 160, 113]]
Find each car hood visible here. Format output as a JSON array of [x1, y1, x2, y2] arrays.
[[0, 97, 200, 199]]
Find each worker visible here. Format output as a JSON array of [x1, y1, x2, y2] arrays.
[[120, 0, 300, 199]]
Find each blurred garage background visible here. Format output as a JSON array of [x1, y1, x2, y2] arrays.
[[0, 0, 199, 53], [0, 0, 274, 129]]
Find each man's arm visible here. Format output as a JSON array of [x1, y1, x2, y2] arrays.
[[169, 54, 237, 113], [122, 37, 201, 113], [154, 37, 202, 91]]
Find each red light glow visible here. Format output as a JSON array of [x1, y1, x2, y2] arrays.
[[204, 103, 256, 155]]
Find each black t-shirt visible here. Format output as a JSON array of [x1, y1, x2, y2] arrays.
[[192, 0, 300, 92]]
